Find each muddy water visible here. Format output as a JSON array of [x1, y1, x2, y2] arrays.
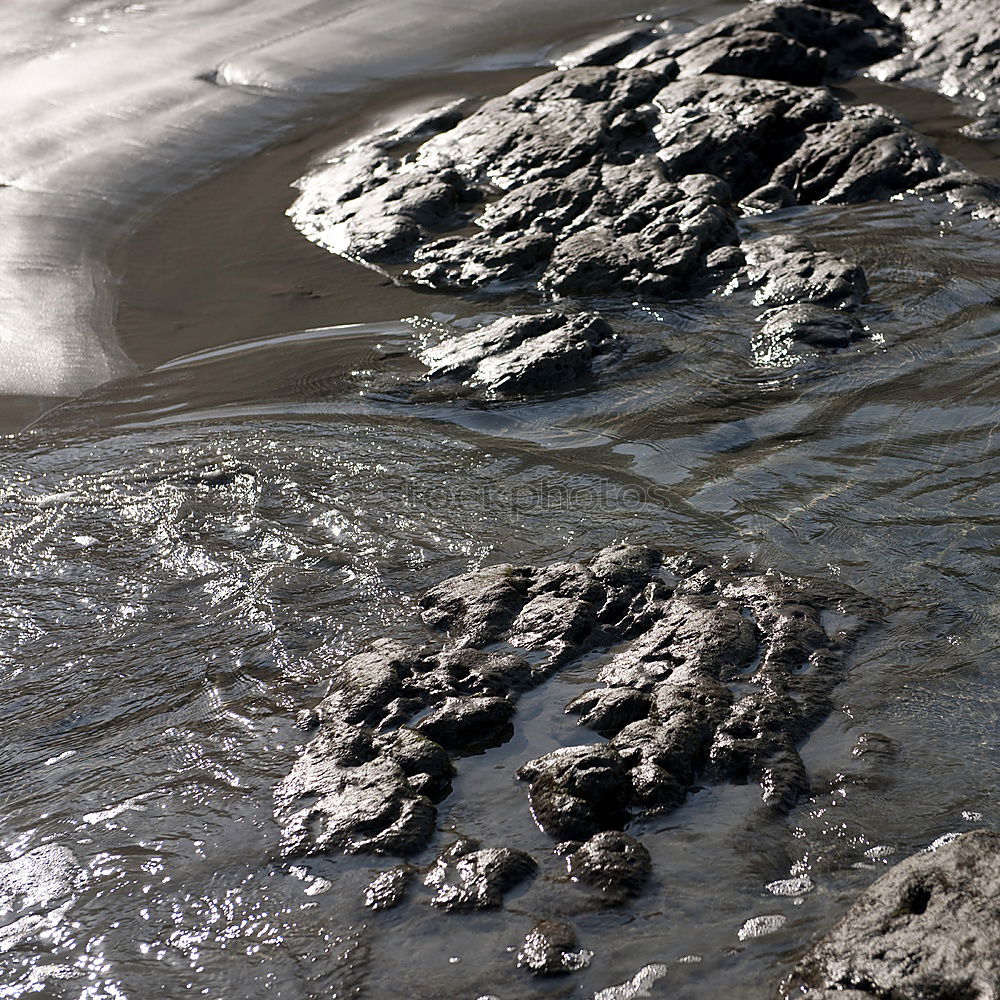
[[4, 8, 1000, 1000]]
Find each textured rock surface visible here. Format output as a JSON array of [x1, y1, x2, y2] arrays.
[[289, 0, 1000, 374], [874, 0, 1000, 114], [274, 725, 449, 856], [364, 865, 412, 911], [275, 544, 871, 859], [517, 920, 590, 976], [784, 829, 1000, 999], [759, 303, 866, 349], [743, 235, 867, 311], [420, 311, 625, 395], [424, 839, 537, 910], [566, 831, 652, 903]]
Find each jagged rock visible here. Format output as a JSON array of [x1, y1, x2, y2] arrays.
[[517, 920, 590, 976], [315, 639, 533, 734], [768, 107, 944, 204], [365, 866, 412, 911], [420, 563, 533, 649], [276, 544, 871, 859], [626, 1, 901, 80], [289, 0, 1000, 397], [421, 543, 657, 666], [567, 832, 652, 902], [420, 312, 623, 395], [425, 839, 537, 910], [784, 830, 1000, 999]]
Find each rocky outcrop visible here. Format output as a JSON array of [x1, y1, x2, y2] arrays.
[[783, 829, 1000, 999], [517, 920, 591, 976], [275, 544, 871, 864], [874, 0, 1000, 115], [289, 0, 1000, 374]]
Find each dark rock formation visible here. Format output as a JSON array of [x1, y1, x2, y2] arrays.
[[874, 0, 1000, 115], [365, 865, 412, 911], [566, 831, 652, 903], [622, 2, 901, 82], [517, 920, 590, 976], [275, 543, 871, 859], [518, 744, 631, 841], [424, 839, 537, 910], [743, 236, 867, 311], [273, 725, 448, 856], [420, 311, 625, 395], [759, 304, 866, 349], [783, 829, 1000, 999], [288, 0, 1000, 372]]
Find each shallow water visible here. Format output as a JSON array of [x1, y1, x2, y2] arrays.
[[3, 5, 1000, 1000]]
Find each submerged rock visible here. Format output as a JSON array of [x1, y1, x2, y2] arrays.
[[518, 920, 591, 976], [759, 304, 866, 349], [420, 311, 624, 395], [566, 832, 652, 903], [784, 830, 1000, 999], [425, 839, 537, 910], [743, 235, 867, 311]]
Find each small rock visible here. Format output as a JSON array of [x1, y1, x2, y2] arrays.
[[425, 840, 537, 910], [517, 920, 591, 976], [518, 744, 630, 840], [421, 312, 622, 395], [743, 235, 867, 311], [413, 695, 515, 753], [567, 831, 652, 901], [365, 866, 412, 911], [759, 303, 865, 349]]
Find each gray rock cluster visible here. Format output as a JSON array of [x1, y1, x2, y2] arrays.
[[290, 0, 1000, 388], [275, 544, 868, 888]]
